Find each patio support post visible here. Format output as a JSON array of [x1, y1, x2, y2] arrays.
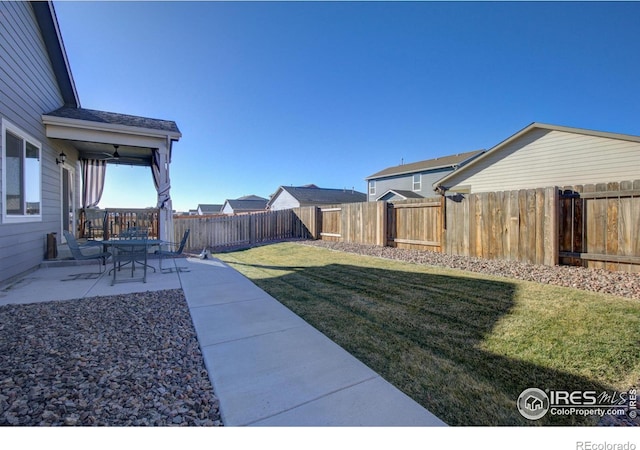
[[154, 140, 173, 243]]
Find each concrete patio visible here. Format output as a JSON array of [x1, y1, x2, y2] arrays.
[[0, 253, 446, 427]]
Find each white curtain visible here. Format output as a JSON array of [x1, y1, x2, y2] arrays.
[[81, 159, 106, 208]]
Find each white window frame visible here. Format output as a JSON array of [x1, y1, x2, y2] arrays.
[[2, 118, 42, 223], [412, 173, 422, 191], [369, 180, 376, 196]]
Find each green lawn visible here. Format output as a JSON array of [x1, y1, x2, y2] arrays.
[[214, 242, 640, 426]]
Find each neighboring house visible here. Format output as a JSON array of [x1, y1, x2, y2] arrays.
[[434, 123, 640, 194], [267, 185, 367, 210], [0, 2, 180, 285], [197, 204, 223, 215], [221, 195, 268, 214], [365, 150, 484, 201]]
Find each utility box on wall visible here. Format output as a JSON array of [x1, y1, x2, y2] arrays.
[[46, 233, 58, 260]]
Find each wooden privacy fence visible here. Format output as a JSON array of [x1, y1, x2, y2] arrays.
[[173, 179, 640, 272], [105, 208, 159, 240], [78, 208, 160, 240], [310, 179, 640, 272], [558, 180, 640, 272], [173, 209, 313, 251], [319, 201, 386, 245], [317, 200, 443, 249], [388, 199, 443, 252], [444, 187, 558, 266]]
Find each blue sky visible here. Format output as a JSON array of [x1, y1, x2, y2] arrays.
[[53, 1, 640, 212]]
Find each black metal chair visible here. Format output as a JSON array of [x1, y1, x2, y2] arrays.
[[155, 229, 190, 273], [83, 208, 107, 240], [62, 230, 111, 280]]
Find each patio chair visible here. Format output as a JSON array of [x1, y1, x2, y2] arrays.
[[83, 208, 107, 240], [62, 230, 112, 280], [155, 229, 190, 273]]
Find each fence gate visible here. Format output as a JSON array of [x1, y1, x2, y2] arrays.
[[319, 207, 342, 241], [387, 199, 443, 252], [558, 182, 640, 271], [558, 190, 584, 266]]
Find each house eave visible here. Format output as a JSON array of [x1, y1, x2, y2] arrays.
[[31, 1, 80, 107], [41, 114, 182, 142]]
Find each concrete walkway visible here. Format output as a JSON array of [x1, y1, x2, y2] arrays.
[[0, 255, 446, 427]]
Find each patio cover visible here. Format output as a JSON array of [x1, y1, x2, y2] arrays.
[[42, 107, 182, 241]]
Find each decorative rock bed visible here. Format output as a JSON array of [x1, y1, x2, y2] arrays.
[[0, 289, 221, 426]]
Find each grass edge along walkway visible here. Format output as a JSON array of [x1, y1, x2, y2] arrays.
[[214, 242, 640, 426]]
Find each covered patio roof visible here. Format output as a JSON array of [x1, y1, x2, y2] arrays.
[[42, 106, 181, 166], [42, 106, 182, 241]]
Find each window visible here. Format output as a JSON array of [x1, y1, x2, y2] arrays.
[[412, 174, 421, 191], [2, 119, 41, 222], [369, 180, 376, 196]]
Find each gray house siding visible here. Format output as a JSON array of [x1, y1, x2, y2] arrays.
[[269, 190, 300, 211], [440, 128, 640, 193], [0, 2, 68, 283], [221, 203, 234, 215], [368, 167, 452, 201]]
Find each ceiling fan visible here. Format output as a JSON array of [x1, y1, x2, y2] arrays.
[[85, 145, 145, 165]]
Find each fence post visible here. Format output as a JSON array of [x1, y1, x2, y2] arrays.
[[544, 186, 559, 266], [440, 195, 446, 253], [313, 206, 320, 239], [249, 214, 255, 245], [376, 201, 387, 247]]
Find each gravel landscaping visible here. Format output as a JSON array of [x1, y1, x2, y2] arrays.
[[301, 240, 640, 300], [0, 289, 222, 426]]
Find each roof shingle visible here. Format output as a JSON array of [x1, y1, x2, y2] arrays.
[[44, 106, 180, 134], [279, 186, 367, 205], [366, 149, 484, 180]]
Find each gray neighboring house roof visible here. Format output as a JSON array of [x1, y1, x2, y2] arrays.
[[224, 196, 269, 212], [198, 204, 223, 214], [377, 189, 425, 201], [237, 195, 267, 201], [267, 185, 367, 208], [365, 149, 485, 180], [44, 106, 180, 134]]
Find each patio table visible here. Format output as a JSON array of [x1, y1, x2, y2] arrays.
[[103, 238, 162, 285]]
